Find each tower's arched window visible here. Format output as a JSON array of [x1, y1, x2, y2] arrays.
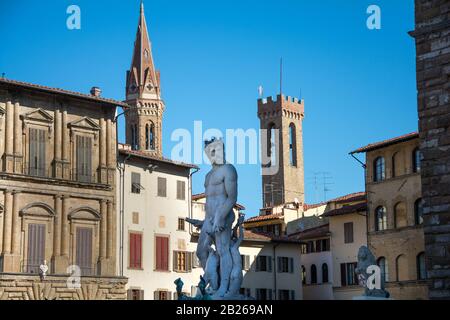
[[149, 122, 155, 150], [145, 124, 150, 150], [373, 157, 385, 182], [311, 264, 317, 284], [375, 206, 387, 231], [415, 198, 424, 225], [377, 257, 388, 282], [322, 263, 329, 283], [417, 252, 426, 280], [289, 123, 297, 167], [131, 124, 138, 150], [413, 148, 421, 173]]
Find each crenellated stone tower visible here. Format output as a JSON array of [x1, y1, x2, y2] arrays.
[[125, 2, 164, 155], [258, 94, 305, 208]]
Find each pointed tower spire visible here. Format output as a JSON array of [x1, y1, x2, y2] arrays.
[[125, 2, 165, 155], [126, 0, 160, 100]]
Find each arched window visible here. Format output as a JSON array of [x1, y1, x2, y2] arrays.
[[415, 198, 424, 225], [301, 265, 306, 285], [311, 264, 317, 284], [289, 123, 297, 167], [377, 257, 388, 282], [322, 263, 329, 283], [373, 157, 385, 182], [394, 202, 407, 228], [417, 252, 426, 280], [145, 124, 150, 149], [131, 124, 138, 150], [396, 254, 408, 282], [413, 148, 421, 173], [375, 206, 387, 231]]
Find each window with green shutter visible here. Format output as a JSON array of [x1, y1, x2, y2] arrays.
[[29, 128, 46, 177], [76, 135, 92, 182]]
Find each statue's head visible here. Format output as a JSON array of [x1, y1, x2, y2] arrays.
[[204, 137, 225, 166], [357, 246, 371, 262]]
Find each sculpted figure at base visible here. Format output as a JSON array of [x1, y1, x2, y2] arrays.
[[355, 246, 390, 298]]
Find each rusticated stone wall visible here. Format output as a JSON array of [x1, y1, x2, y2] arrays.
[[411, 0, 450, 300], [0, 274, 127, 300]]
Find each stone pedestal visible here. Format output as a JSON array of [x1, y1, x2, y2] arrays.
[[53, 255, 69, 274], [1, 253, 21, 272], [98, 258, 114, 276]]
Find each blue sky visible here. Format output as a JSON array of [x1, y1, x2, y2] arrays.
[[0, 1, 418, 217]]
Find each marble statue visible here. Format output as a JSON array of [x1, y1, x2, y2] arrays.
[[181, 138, 249, 300], [39, 260, 48, 281], [355, 246, 390, 298]]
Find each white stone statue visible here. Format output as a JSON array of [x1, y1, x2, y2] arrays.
[[184, 138, 248, 300], [39, 260, 48, 281]]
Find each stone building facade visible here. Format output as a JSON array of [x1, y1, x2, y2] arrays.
[[350, 133, 428, 299], [258, 95, 305, 208], [0, 78, 127, 300], [410, 0, 450, 300]]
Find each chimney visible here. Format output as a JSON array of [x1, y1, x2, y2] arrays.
[[90, 86, 101, 97]]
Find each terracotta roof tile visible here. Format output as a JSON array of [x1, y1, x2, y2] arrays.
[[0, 77, 129, 108], [350, 132, 419, 154], [322, 202, 367, 217], [244, 213, 284, 223], [288, 223, 330, 241]]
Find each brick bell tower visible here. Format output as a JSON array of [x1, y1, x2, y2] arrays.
[[258, 94, 305, 208], [125, 1, 164, 155]]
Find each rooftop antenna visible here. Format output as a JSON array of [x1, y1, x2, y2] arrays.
[[280, 57, 283, 96]]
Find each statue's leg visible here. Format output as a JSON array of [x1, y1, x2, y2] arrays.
[[214, 228, 232, 297]]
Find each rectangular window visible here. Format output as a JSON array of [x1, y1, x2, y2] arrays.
[[277, 257, 293, 273], [155, 236, 169, 271], [26, 223, 46, 274], [131, 172, 142, 194], [322, 239, 330, 251], [76, 227, 93, 276], [129, 233, 143, 269], [128, 289, 144, 300], [176, 181, 186, 200], [154, 290, 170, 300], [278, 290, 295, 300], [344, 222, 354, 244], [178, 218, 185, 231], [340, 262, 358, 286], [241, 255, 250, 271], [157, 177, 167, 197], [256, 289, 272, 300], [76, 135, 92, 183], [255, 255, 272, 272], [173, 251, 192, 272], [29, 128, 46, 177]]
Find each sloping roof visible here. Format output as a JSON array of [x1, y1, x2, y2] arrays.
[[322, 202, 367, 218], [119, 147, 198, 169], [243, 230, 302, 244], [244, 213, 284, 224], [0, 77, 129, 108], [191, 193, 246, 211], [350, 132, 419, 154], [329, 192, 366, 204], [288, 223, 330, 241]]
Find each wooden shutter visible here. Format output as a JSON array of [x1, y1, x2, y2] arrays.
[[186, 252, 192, 272], [76, 228, 93, 276], [77, 136, 92, 182], [290, 290, 295, 300], [27, 224, 46, 273], [340, 263, 347, 286], [173, 251, 178, 272], [154, 291, 159, 300], [344, 223, 354, 243], [29, 128, 46, 176], [277, 257, 281, 273], [129, 233, 142, 269], [38, 129, 46, 176], [289, 258, 294, 273], [156, 236, 169, 271], [267, 256, 272, 272], [157, 177, 167, 197]]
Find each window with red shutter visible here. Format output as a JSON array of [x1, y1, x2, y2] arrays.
[[155, 236, 169, 271], [129, 233, 142, 269]]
